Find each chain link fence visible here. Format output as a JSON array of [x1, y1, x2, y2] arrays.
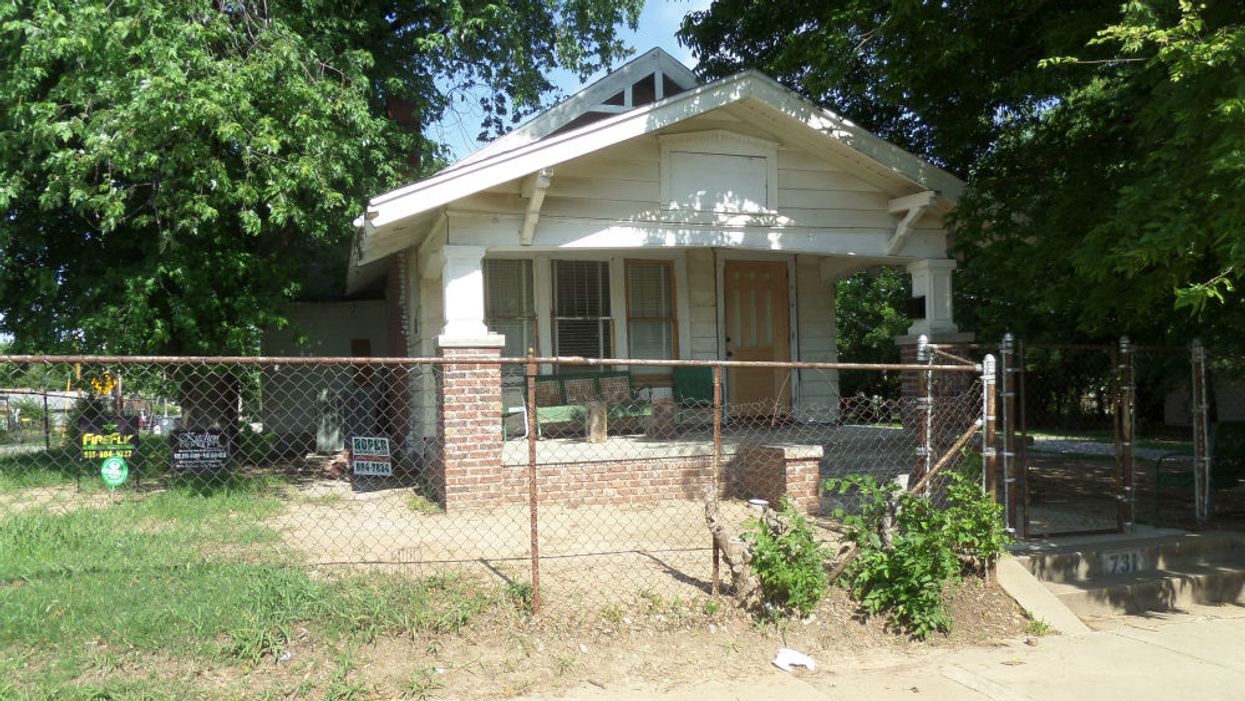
[[1010, 343, 1127, 537], [0, 354, 988, 611], [1199, 348, 1245, 523]]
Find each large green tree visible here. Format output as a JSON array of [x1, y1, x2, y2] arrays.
[[681, 1, 1245, 346], [0, 0, 641, 354]]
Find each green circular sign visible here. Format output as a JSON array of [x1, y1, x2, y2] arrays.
[[100, 456, 129, 487]]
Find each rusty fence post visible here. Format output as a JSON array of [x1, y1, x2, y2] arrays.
[[1191, 339, 1211, 523], [1018, 339, 1033, 538], [1118, 337, 1136, 532], [525, 348, 542, 613], [981, 354, 999, 501], [42, 389, 51, 451], [711, 364, 722, 598], [1000, 334, 1019, 536], [915, 335, 933, 492]]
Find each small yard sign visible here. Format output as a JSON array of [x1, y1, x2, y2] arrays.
[[79, 415, 139, 461], [170, 429, 229, 471], [100, 456, 129, 487], [350, 436, 392, 477]]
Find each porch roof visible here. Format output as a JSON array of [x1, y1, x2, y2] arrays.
[[351, 66, 965, 279]]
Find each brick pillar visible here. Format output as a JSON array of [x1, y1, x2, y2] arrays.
[[434, 337, 505, 511], [731, 444, 823, 514]]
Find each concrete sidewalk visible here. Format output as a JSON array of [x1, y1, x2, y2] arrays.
[[514, 608, 1245, 701]]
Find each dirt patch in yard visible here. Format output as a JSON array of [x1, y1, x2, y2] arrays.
[[14, 574, 1024, 700], [268, 479, 841, 604], [182, 576, 1029, 700]]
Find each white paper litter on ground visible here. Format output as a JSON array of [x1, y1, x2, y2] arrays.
[[772, 647, 816, 672]]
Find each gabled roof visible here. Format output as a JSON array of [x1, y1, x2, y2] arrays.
[[351, 55, 967, 285], [446, 48, 700, 173]]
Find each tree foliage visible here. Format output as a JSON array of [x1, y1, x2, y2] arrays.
[[681, 1, 1245, 344], [0, 0, 640, 354], [835, 266, 909, 397]]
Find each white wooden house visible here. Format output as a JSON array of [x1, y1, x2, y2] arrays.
[[334, 48, 968, 449], [344, 49, 968, 440]]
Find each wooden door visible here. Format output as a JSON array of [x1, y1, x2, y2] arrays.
[[723, 261, 791, 415]]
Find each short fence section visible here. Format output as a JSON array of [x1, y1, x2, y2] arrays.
[[1014, 343, 1128, 537], [0, 353, 987, 609], [945, 337, 1245, 538]]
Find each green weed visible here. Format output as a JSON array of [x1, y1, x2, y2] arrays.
[[324, 645, 373, 701], [554, 655, 576, 677], [744, 499, 830, 619], [1026, 617, 1053, 636], [401, 666, 444, 700], [406, 490, 442, 514], [505, 581, 534, 616], [602, 604, 624, 624], [639, 589, 663, 613]]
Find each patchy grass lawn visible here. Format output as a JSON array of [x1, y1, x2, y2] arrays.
[[0, 477, 511, 700], [0, 468, 1030, 700]]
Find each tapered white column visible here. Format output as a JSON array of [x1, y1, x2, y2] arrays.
[[437, 245, 502, 344], [906, 259, 959, 336]]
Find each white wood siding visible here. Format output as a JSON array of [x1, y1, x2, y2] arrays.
[[686, 249, 718, 360], [794, 259, 839, 418], [445, 111, 947, 257]]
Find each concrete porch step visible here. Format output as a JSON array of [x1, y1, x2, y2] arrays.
[[1042, 558, 1245, 618], [1016, 532, 1245, 585]]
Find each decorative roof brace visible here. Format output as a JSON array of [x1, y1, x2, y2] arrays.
[[519, 169, 554, 246], [886, 190, 937, 256]]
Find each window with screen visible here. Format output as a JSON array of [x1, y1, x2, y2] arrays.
[[553, 260, 612, 361], [626, 261, 676, 375], [484, 259, 536, 359]]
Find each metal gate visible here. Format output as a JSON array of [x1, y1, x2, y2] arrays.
[[1009, 341, 1132, 538]]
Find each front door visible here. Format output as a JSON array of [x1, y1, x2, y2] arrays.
[[723, 260, 791, 416]]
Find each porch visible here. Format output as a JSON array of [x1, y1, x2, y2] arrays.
[[430, 380, 932, 513], [498, 422, 915, 472]]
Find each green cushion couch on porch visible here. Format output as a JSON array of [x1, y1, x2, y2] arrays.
[[529, 371, 652, 436]]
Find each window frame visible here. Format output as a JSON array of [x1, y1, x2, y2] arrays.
[[483, 258, 538, 362], [624, 258, 678, 382], [551, 259, 615, 362]]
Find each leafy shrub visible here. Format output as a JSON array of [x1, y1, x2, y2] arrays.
[[942, 453, 1010, 572], [743, 498, 829, 618], [827, 459, 1010, 638]]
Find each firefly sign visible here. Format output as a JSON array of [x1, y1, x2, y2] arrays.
[[78, 416, 139, 461]]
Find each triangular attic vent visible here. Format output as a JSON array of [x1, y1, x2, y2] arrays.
[[448, 48, 698, 170]]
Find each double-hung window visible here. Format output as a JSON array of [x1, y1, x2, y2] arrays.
[[483, 259, 536, 361], [488, 258, 677, 371], [625, 260, 676, 376], [552, 260, 612, 360]]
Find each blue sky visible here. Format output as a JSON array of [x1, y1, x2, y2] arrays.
[[430, 0, 713, 161]]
